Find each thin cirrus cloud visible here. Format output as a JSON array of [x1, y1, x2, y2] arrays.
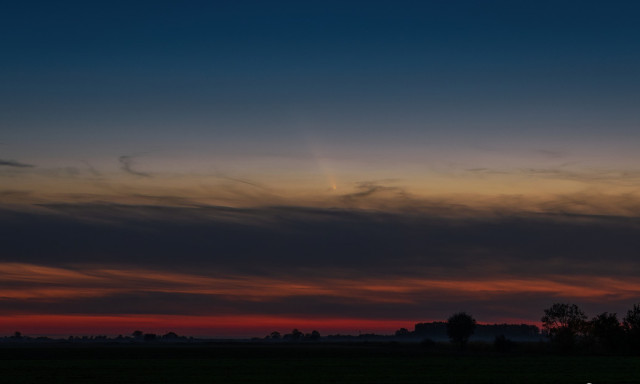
[[0, 159, 34, 168], [2, 263, 639, 303], [3, 154, 640, 209], [118, 155, 151, 177], [465, 166, 640, 187]]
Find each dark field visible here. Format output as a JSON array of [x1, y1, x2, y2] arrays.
[[2, 343, 639, 384]]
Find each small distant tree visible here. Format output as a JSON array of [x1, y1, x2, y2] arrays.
[[132, 330, 143, 339], [446, 312, 476, 349], [292, 329, 303, 340], [162, 332, 179, 340], [307, 330, 321, 341], [395, 328, 410, 337], [269, 331, 281, 340], [541, 303, 587, 351], [284, 329, 303, 341]]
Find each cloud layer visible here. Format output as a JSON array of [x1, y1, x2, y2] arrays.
[[1, 203, 639, 335]]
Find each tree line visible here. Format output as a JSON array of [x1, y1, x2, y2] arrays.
[[4, 302, 640, 352], [441, 303, 640, 353], [541, 302, 640, 352]]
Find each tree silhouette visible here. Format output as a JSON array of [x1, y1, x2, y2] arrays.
[[291, 329, 303, 340], [269, 331, 281, 340], [307, 330, 321, 341], [541, 303, 587, 351], [162, 332, 179, 340], [284, 329, 303, 341], [132, 330, 143, 339], [589, 312, 623, 352], [446, 312, 476, 349], [623, 303, 640, 347]]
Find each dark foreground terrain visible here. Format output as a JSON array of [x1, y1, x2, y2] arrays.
[[1, 343, 639, 383]]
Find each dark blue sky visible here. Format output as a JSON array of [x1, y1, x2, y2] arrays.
[[3, 0, 639, 148]]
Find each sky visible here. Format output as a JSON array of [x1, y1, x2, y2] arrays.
[[1, 0, 640, 338]]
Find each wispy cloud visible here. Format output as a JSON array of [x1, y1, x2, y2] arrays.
[[2, 262, 639, 302], [216, 175, 268, 190], [0, 159, 34, 168], [118, 155, 150, 177], [465, 166, 640, 186], [1, 262, 639, 326], [340, 181, 411, 206]]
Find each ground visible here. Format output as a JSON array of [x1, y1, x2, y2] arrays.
[[1, 343, 639, 383]]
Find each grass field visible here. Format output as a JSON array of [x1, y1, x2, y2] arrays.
[[2, 343, 639, 383]]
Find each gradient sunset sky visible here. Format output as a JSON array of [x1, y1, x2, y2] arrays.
[[1, 0, 640, 337]]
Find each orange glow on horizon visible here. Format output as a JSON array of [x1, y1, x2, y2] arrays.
[[0, 314, 415, 338], [0, 314, 544, 338]]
